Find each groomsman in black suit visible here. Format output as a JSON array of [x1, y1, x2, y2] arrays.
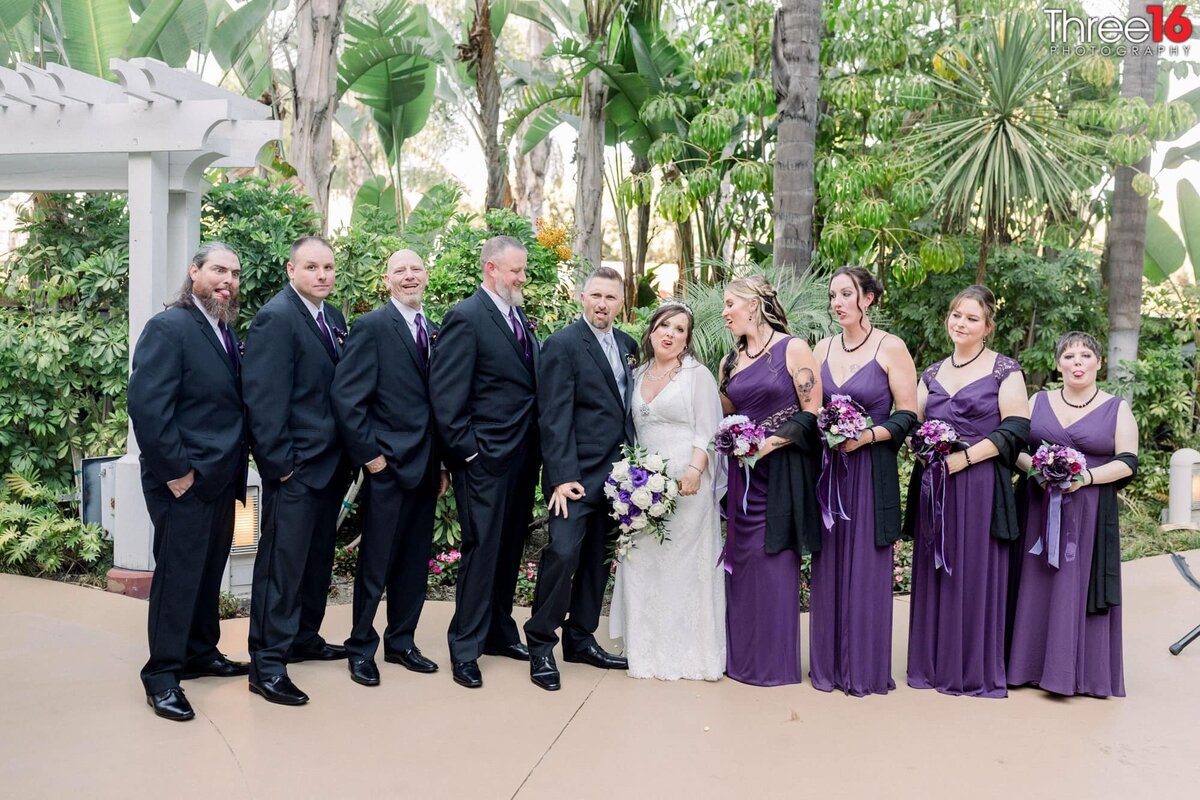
[[524, 267, 634, 690], [243, 235, 350, 706], [128, 242, 250, 721], [332, 249, 449, 686], [431, 235, 540, 689]]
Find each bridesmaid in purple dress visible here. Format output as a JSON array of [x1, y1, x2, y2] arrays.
[[907, 285, 1029, 698], [1008, 332, 1138, 697], [718, 276, 823, 686], [811, 267, 917, 696]]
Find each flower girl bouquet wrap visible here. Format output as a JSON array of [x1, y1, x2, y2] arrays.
[[912, 419, 968, 575], [815, 395, 874, 529], [1027, 442, 1088, 569], [604, 445, 680, 560]]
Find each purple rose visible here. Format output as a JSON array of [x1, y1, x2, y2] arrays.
[[713, 427, 736, 454], [619, 515, 632, 526], [618, 489, 632, 503], [629, 467, 649, 487], [652, 492, 662, 503]]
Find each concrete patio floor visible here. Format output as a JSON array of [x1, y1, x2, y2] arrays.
[[2, 550, 1199, 799]]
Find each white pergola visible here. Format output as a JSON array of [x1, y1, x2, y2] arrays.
[[0, 57, 281, 571]]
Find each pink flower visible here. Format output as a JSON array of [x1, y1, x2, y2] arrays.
[[428, 559, 435, 567]]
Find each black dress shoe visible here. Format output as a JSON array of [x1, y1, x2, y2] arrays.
[[452, 660, 482, 688], [348, 658, 380, 686], [248, 675, 309, 705], [484, 642, 530, 661], [146, 687, 195, 721], [288, 643, 348, 663], [384, 647, 439, 674], [530, 655, 561, 691], [563, 643, 628, 670], [180, 654, 250, 680]]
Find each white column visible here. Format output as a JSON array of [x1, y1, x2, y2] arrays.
[[1168, 448, 1200, 528], [167, 189, 201, 287], [113, 151, 171, 571]]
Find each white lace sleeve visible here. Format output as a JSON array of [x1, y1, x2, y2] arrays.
[[685, 359, 728, 506]]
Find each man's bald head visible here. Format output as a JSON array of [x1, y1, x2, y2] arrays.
[[385, 249, 428, 309]]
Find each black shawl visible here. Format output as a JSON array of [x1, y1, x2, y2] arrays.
[[764, 410, 822, 556], [870, 409, 918, 547], [903, 416, 1031, 542], [1088, 453, 1138, 614]]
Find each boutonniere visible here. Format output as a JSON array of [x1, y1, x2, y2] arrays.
[[430, 330, 439, 348], [237, 342, 246, 358], [331, 325, 348, 346], [525, 318, 538, 335], [624, 353, 638, 369]]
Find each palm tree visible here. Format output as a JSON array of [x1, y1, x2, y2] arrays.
[[771, 0, 822, 277], [912, 13, 1102, 283]]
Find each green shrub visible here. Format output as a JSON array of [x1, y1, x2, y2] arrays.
[[0, 470, 108, 576]]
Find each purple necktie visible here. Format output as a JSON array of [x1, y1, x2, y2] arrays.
[[218, 321, 238, 372], [316, 309, 337, 361], [414, 312, 430, 371], [508, 307, 531, 365]]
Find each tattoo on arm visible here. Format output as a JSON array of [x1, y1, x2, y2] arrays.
[[792, 367, 815, 404]]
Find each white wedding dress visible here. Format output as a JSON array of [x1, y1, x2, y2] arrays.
[[609, 356, 727, 680]]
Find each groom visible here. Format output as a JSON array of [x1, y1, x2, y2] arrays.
[[524, 266, 635, 690]]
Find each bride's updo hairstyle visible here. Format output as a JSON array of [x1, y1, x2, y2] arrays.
[[638, 300, 695, 367], [720, 276, 791, 392]]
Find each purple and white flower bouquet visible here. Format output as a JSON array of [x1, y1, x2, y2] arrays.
[[713, 415, 768, 468], [1029, 441, 1087, 488], [818, 394, 874, 449], [912, 419, 966, 461], [604, 445, 680, 560]]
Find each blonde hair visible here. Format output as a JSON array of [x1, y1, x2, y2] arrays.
[[720, 276, 792, 390]]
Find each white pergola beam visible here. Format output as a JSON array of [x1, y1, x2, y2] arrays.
[[128, 58, 272, 120], [45, 63, 128, 104]]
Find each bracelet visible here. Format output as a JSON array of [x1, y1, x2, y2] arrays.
[[869, 428, 877, 444], [964, 449, 973, 467], [688, 465, 703, 475], [1086, 468, 1094, 485]]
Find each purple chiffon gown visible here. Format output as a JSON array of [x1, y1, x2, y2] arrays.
[[1007, 393, 1125, 697], [907, 355, 1021, 698], [724, 336, 803, 686], [810, 349, 896, 695]]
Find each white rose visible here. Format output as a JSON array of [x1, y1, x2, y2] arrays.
[[649, 503, 667, 517], [611, 460, 631, 481], [603, 482, 618, 499], [630, 514, 649, 530], [734, 441, 750, 456], [666, 480, 679, 498], [630, 487, 653, 510], [613, 501, 629, 515], [830, 424, 840, 435], [646, 473, 666, 492], [644, 453, 665, 472]]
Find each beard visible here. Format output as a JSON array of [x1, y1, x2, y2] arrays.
[[496, 282, 524, 307], [194, 285, 239, 326]]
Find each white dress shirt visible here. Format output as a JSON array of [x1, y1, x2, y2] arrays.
[[291, 283, 328, 323], [191, 294, 224, 343]]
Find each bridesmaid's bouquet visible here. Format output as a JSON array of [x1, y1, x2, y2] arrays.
[[605, 445, 680, 560], [818, 394, 874, 448], [912, 419, 966, 461], [714, 415, 768, 468], [1029, 441, 1088, 489]]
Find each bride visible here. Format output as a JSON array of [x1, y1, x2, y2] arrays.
[[609, 301, 726, 680]]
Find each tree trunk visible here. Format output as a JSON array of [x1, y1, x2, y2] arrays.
[[513, 23, 552, 219], [770, 0, 820, 277], [574, 69, 607, 267], [630, 153, 651, 311], [1107, 11, 1158, 382], [291, 0, 349, 233], [469, 1, 508, 210]]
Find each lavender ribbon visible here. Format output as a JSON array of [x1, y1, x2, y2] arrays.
[[1029, 483, 1065, 569], [920, 460, 952, 575], [740, 463, 751, 514], [817, 448, 851, 531]]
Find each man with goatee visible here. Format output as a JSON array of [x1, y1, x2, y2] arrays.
[[128, 242, 251, 721]]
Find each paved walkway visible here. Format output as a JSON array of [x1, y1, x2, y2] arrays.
[[2, 550, 1199, 799]]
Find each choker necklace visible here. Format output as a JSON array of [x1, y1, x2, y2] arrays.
[[746, 330, 775, 360], [841, 326, 873, 353], [1060, 387, 1100, 409], [646, 366, 677, 381], [950, 344, 986, 368]]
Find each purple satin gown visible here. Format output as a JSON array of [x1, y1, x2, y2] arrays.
[[724, 336, 803, 686], [1007, 393, 1125, 697], [907, 355, 1021, 698], [810, 352, 896, 695]]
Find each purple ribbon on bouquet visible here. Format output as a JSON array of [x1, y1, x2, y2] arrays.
[[817, 448, 851, 532], [739, 462, 751, 515], [1029, 483, 1068, 569], [920, 459, 952, 576]]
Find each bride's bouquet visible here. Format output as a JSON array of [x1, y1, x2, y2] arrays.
[[604, 445, 680, 560], [818, 394, 873, 449], [714, 415, 768, 468]]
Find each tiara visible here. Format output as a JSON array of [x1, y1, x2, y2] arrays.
[[659, 299, 693, 314]]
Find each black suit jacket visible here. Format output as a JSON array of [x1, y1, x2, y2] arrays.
[[128, 304, 248, 503], [242, 286, 348, 488], [331, 302, 439, 489], [430, 288, 540, 473], [538, 318, 637, 504]]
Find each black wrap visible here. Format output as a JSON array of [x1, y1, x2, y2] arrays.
[[765, 410, 822, 556]]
